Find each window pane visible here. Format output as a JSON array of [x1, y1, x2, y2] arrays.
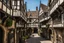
[[12, 1, 14, 5], [17, 1, 20, 5], [14, 6, 16, 9], [17, 6, 20, 9], [12, 6, 16, 9]]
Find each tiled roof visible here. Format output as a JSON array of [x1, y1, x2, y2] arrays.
[[27, 11, 38, 18]]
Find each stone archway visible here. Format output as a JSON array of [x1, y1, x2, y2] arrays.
[[0, 25, 8, 43], [34, 28, 38, 33]]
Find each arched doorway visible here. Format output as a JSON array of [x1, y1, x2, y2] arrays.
[[0, 27, 4, 43], [28, 28, 32, 35], [34, 28, 38, 33]]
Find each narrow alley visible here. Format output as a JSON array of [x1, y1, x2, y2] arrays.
[[0, 0, 64, 43], [26, 33, 52, 43]]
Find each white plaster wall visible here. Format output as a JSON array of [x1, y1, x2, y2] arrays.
[[0, 2, 2, 9], [7, 8, 10, 14], [3, 5, 6, 12]]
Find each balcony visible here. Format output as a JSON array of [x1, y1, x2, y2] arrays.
[[13, 10, 27, 22], [0, 1, 11, 15], [27, 16, 38, 19], [50, 24, 63, 28], [39, 17, 50, 22], [49, 0, 64, 15], [39, 12, 49, 22], [41, 25, 46, 28], [41, 23, 64, 28], [16, 23, 24, 27], [27, 23, 38, 27], [13, 10, 21, 16]]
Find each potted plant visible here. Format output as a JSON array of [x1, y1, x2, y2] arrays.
[[6, 17, 13, 27], [22, 35, 29, 43]]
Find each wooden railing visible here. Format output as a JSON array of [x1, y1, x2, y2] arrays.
[[16, 23, 24, 27], [53, 20, 62, 25], [49, 0, 64, 15], [39, 12, 48, 21], [27, 23, 38, 27], [39, 17, 50, 22], [49, 0, 58, 10], [0, 1, 12, 15]]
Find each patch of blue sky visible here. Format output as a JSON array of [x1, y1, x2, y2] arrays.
[[24, 0, 48, 11]]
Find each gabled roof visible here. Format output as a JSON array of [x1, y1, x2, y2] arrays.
[[40, 4, 48, 12]]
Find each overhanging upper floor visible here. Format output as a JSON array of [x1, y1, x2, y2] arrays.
[[0, 1, 12, 15], [49, 0, 64, 15]]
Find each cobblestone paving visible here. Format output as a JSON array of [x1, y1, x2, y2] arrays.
[[26, 33, 52, 43]]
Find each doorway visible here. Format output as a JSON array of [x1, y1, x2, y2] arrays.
[[49, 29, 52, 40], [34, 28, 38, 33], [0, 27, 4, 43]]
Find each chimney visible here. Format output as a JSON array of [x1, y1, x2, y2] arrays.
[[36, 7, 38, 11]]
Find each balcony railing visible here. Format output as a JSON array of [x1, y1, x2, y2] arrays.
[[16, 23, 24, 27], [41, 24, 64, 28], [13, 10, 21, 16], [27, 23, 38, 27], [13, 10, 27, 21], [0, 1, 12, 15], [49, 0, 64, 15], [27, 16, 38, 18], [53, 20, 62, 25], [41, 25, 46, 28], [49, 0, 58, 10], [39, 12, 48, 21], [50, 24, 63, 28], [39, 17, 50, 22]]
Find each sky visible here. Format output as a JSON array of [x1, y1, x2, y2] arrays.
[[24, 0, 48, 11]]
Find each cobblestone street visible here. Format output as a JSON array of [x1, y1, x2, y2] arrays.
[[26, 33, 52, 43], [0, 0, 64, 43]]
